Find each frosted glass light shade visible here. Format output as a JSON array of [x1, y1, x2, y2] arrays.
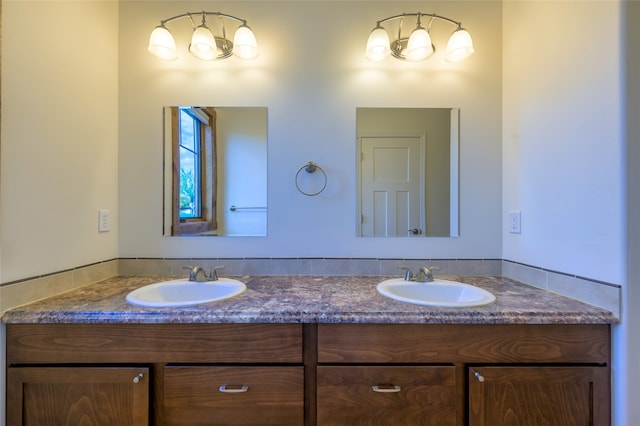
[[233, 25, 259, 60], [365, 26, 391, 61], [189, 24, 217, 60], [405, 27, 433, 61], [148, 25, 177, 60], [445, 28, 474, 62]]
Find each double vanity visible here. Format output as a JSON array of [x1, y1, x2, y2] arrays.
[[3, 274, 616, 425]]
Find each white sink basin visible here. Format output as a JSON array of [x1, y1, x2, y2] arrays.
[[126, 278, 246, 308], [377, 278, 495, 307]]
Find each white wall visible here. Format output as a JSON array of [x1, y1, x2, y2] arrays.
[[502, 1, 630, 424], [0, 1, 119, 283], [217, 108, 268, 236], [502, 1, 624, 284], [118, 1, 503, 260], [621, 2, 640, 424]]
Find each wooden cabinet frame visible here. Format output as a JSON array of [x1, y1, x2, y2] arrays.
[[315, 323, 610, 426], [6, 323, 610, 425], [7, 324, 303, 425]]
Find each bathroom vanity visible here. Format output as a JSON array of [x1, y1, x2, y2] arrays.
[[3, 275, 615, 425]]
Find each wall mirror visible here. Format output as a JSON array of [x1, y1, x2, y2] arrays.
[[163, 106, 267, 236], [356, 108, 459, 237]]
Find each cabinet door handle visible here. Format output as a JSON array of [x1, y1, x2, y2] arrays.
[[470, 368, 485, 382], [219, 384, 249, 393], [371, 384, 401, 393], [132, 373, 144, 384]]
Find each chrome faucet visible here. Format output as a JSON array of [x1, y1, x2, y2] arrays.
[[188, 266, 208, 282], [397, 265, 439, 282], [183, 265, 225, 282], [413, 266, 435, 282]]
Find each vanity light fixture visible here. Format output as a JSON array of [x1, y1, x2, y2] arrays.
[[365, 12, 474, 63], [148, 11, 258, 61]]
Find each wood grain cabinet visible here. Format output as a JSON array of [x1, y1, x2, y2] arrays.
[[468, 365, 609, 426], [5, 322, 611, 425], [7, 366, 149, 425], [6, 323, 303, 426], [317, 366, 456, 425], [163, 366, 304, 425], [317, 323, 611, 426]]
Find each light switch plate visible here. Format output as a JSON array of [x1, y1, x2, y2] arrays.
[[98, 210, 111, 233], [509, 211, 521, 234]]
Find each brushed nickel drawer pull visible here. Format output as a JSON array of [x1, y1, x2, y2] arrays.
[[372, 384, 401, 393], [219, 384, 249, 393], [133, 373, 144, 384]]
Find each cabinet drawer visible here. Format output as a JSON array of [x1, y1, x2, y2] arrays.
[[163, 366, 304, 425], [318, 324, 610, 363], [7, 323, 303, 364], [317, 365, 456, 425]]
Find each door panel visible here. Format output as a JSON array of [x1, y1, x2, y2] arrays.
[[468, 366, 609, 426], [7, 367, 149, 426], [360, 136, 424, 236]]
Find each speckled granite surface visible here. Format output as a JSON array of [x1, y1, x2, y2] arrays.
[[1, 275, 617, 324]]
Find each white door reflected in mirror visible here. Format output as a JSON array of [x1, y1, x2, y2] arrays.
[[360, 136, 425, 237]]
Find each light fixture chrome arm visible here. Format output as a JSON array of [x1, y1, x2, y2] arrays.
[[157, 11, 247, 27], [376, 12, 461, 29], [148, 10, 258, 61]]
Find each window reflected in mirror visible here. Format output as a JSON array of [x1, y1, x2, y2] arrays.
[[356, 108, 459, 238], [164, 107, 267, 237]]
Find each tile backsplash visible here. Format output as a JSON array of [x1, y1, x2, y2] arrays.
[[117, 257, 502, 277], [0, 260, 118, 314], [502, 259, 621, 318]]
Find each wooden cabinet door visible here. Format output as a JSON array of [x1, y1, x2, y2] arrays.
[[7, 366, 149, 425], [468, 366, 609, 426], [317, 366, 457, 425], [163, 366, 304, 425]]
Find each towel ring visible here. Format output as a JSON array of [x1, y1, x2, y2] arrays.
[[295, 161, 327, 196]]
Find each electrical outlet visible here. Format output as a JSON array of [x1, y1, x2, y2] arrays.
[[509, 211, 521, 234], [98, 210, 111, 233]]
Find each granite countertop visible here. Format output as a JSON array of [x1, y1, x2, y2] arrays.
[[1, 275, 617, 325]]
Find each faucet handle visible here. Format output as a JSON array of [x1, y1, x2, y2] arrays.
[[182, 265, 197, 280], [420, 266, 441, 282], [396, 266, 413, 281], [210, 266, 225, 281]]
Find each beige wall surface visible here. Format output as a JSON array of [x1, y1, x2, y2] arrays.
[[1, 1, 119, 424], [1, 1, 119, 284]]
